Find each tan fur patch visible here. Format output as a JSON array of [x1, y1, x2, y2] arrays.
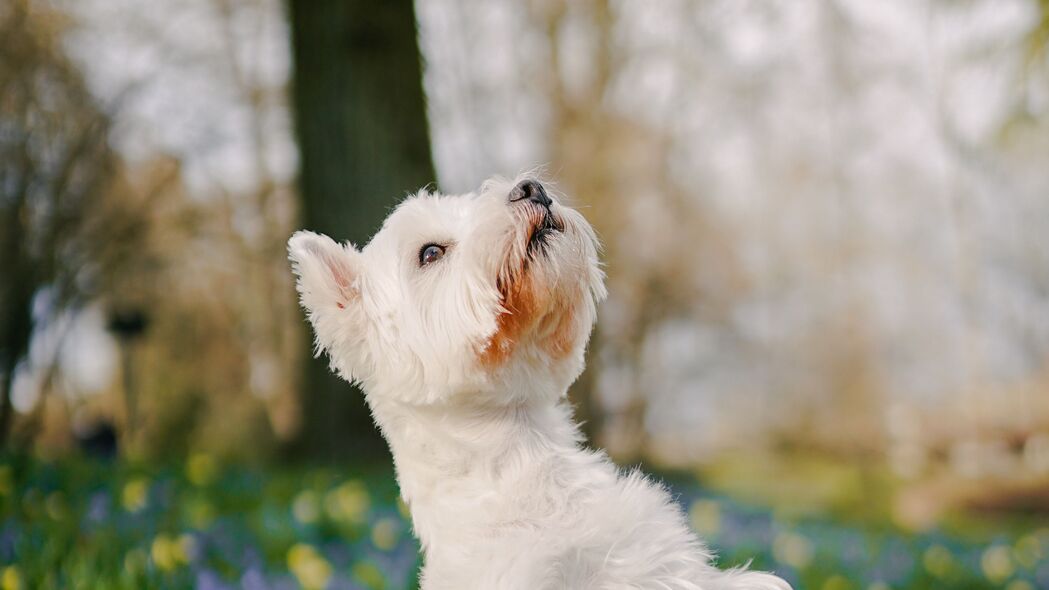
[[480, 272, 581, 367], [541, 298, 578, 360], [480, 270, 540, 367], [480, 204, 580, 367]]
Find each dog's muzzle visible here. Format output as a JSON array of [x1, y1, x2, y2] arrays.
[[509, 179, 553, 209], [510, 180, 563, 255]]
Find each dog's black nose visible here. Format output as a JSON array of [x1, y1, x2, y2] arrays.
[[510, 179, 552, 208]]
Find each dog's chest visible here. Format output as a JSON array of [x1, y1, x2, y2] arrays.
[[400, 453, 575, 537]]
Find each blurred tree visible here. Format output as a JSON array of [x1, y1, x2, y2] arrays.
[[0, 1, 115, 447], [11, 0, 305, 461], [534, 0, 747, 460], [287, 0, 436, 460]]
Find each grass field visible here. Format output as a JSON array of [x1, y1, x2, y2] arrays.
[[1, 455, 1046, 589]]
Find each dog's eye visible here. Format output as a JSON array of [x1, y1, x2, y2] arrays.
[[419, 244, 446, 266]]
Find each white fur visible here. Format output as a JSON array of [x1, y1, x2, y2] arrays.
[[288, 175, 791, 590]]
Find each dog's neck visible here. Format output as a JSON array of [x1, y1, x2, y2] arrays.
[[371, 393, 585, 496], [368, 392, 594, 549]]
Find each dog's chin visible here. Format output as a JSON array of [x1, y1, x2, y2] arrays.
[[525, 209, 564, 258], [512, 200, 564, 260]]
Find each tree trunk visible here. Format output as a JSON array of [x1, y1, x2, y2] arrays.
[[0, 179, 33, 449], [286, 0, 436, 461]]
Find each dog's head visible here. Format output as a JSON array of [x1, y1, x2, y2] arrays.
[[289, 176, 606, 405]]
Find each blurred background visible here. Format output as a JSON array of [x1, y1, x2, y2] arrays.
[[2, 0, 1049, 588]]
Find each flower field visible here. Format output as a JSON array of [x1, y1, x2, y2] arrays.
[[0, 456, 1045, 590]]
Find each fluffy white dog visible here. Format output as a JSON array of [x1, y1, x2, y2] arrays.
[[288, 176, 790, 590]]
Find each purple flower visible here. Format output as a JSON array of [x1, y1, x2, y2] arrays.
[[1036, 562, 1049, 589], [87, 491, 110, 523], [196, 569, 233, 590], [0, 523, 17, 561], [240, 567, 268, 590]]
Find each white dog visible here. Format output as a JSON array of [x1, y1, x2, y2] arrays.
[[288, 176, 790, 590]]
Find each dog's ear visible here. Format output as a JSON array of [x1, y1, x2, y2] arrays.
[[288, 230, 362, 315]]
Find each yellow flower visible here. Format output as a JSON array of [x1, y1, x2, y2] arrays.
[[186, 453, 218, 486], [922, 545, 953, 578], [287, 543, 332, 590], [689, 499, 721, 537], [292, 490, 321, 525], [1, 566, 22, 590], [353, 561, 386, 590], [772, 531, 813, 569], [372, 517, 400, 551], [981, 545, 1014, 584], [122, 477, 150, 513], [150, 533, 191, 571], [1005, 581, 1034, 590], [325, 480, 370, 524], [151, 534, 179, 571], [1014, 534, 1042, 569]]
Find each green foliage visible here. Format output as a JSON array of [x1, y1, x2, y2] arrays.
[[0, 456, 1045, 589]]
